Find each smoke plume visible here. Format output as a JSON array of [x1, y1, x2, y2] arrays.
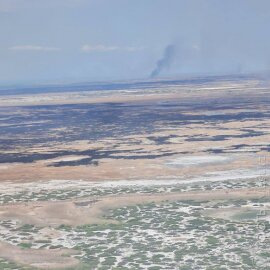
[[150, 44, 175, 78]]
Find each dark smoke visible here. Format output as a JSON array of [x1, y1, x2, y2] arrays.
[[150, 44, 176, 78]]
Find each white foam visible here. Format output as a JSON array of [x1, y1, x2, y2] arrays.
[[166, 155, 230, 166], [1, 167, 269, 195]]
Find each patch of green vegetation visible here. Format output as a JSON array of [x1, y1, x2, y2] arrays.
[[58, 224, 72, 231], [233, 210, 260, 221], [242, 255, 254, 266], [0, 258, 36, 270], [206, 236, 219, 245], [259, 252, 270, 258], [18, 242, 32, 249], [17, 224, 37, 232]]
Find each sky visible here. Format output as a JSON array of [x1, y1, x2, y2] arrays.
[[1, 0, 270, 85]]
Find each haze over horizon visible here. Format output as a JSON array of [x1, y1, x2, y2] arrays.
[[1, 0, 270, 85]]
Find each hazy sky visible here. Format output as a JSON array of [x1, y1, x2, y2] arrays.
[[1, 0, 270, 84]]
